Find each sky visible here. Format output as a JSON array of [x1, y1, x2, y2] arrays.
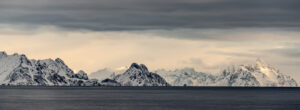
[[0, 0, 300, 81]]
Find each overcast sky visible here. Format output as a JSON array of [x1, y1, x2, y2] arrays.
[[1, 0, 300, 81]]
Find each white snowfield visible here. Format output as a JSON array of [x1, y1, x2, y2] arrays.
[[0, 51, 298, 87]]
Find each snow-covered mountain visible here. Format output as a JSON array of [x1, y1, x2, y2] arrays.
[[113, 63, 170, 86], [1, 51, 297, 87], [218, 58, 297, 87], [156, 59, 298, 87], [0, 51, 98, 86]]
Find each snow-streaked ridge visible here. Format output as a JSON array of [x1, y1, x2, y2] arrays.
[[0, 51, 99, 86]]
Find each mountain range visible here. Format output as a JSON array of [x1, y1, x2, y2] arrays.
[[0, 51, 297, 87], [0, 52, 98, 86], [155, 59, 297, 87]]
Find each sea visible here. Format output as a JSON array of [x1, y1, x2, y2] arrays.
[[0, 87, 299, 110]]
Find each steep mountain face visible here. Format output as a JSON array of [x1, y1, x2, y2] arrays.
[[113, 63, 170, 86], [0, 52, 99, 86], [156, 59, 298, 87]]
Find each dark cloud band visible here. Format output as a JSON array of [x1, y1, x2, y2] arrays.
[[0, 0, 300, 30]]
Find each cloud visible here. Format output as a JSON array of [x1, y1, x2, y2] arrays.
[[210, 51, 262, 58], [1, 0, 300, 81], [267, 48, 300, 57], [183, 58, 223, 71], [0, 0, 300, 31], [0, 26, 300, 81]]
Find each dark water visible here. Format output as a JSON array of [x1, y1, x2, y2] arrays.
[[0, 87, 300, 110]]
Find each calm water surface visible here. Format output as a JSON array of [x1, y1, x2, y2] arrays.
[[0, 87, 299, 110]]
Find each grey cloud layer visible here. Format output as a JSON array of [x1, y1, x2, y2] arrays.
[[0, 0, 300, 30], [267, 43, 300, 58]]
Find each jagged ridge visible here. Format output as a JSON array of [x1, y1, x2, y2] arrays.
[[1, 51, 297, 87], [0, 51, 98, 86]]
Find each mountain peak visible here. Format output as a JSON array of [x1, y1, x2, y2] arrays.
[[256, 58, 268, 67], [74, 70, 88, 80], [77, 70, 86, 74], [129, 63, 148, 72], [114, 63, 169, 86], [55, 58, 65, 65]]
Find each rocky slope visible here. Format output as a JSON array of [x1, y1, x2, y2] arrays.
[[0, 52, 98, 86]]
